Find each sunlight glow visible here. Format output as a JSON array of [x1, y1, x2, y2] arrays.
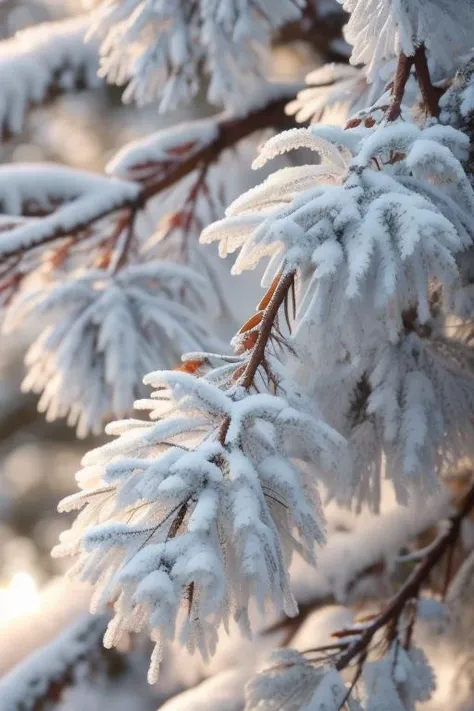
[[0, 572, 40, 626]]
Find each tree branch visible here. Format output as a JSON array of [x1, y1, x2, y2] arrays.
[[334, 481, 474, 672], [0, 614, 114, 711], [137, 97, 294, 205], [240, 270, 295, 389], [216, 270, 296, 445], [386, 52, 415, 122], [387, 45, 442, 122], [0, 95, 293, 268], [0, 16, 100, 140], [413, 44, 442, 118]]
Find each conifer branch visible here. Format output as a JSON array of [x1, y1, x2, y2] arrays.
[[413, 45, 442, 118], [0, 615, 113, 711], [138, 98, 293, 206], [332, 481, 474, 672], [218, 270, 296, 446], [240, 271, 295, 389], [0, 96, 292, 270], [0, 16, 100, 141], [386, 52, 415, 122]]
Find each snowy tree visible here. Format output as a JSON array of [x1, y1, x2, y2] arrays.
[[1, 0, 474, 709]]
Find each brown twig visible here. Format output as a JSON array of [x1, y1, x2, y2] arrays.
[[240, 271, 295, 389], [216, 271, 296, 446], [334, 481, 474, 672], [387, 45, 442, 122], [413, 45, 441, 118], [0, 97, 292, 268], [386, 52, 415, 122]]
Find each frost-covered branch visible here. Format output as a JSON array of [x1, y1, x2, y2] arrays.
[[89, 0, 305, 110], [246, 484, 474, 711], [0, 16, 100, 139], [0, 614, 109, 711], [0, 92, 293, 267], [332, 481, 474, 673], [0, 93, 300, 435], [53, 264, 350, 679]]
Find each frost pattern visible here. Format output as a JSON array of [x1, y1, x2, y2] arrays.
[[88, 0, 304, 110], [362, 645, 435, 711], [340, 0, 474, 81], [54, 370, 348, 681], [4, 264, 219, 437], [203, 120, 474, 506], [0, 16, 99, 136]]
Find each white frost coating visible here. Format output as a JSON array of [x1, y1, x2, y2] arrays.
[[88, 0, 304, 110], [0, 165, 139, 257], [362, 645, 435, 710], [203, 119, 474, 506], [246, 650, 351, 711], [107, 118, 219, 178], [54, 371, 349, 682], [291, 492, 449, 605], [286, 63, 366, 125], [0, 164, 137, 216], [339, 0, 474, 81], [4, 265, 220, 437], [247, 643, 435, 710], [0, 16, 100, 136], [0, 614, 107, 711], [204, 122, 472, 320]]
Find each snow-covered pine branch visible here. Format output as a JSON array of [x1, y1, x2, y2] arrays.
[[0, 92, 292, 268], [202, 119, 474, 506], [4, 264, 221, 437], [0, 93, 294, 432], [0, 163, 141, 311], [0, 16, 100, 138], [246, 482, 474, 711], [0, 614, 109, 711], [87, 0, 305, 110], [0, 164, 139, 259], [54, 365, 349, 682], [340, 0, 474, 83]]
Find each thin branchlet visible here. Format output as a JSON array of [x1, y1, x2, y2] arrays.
[[334, 482, 474, 672]]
